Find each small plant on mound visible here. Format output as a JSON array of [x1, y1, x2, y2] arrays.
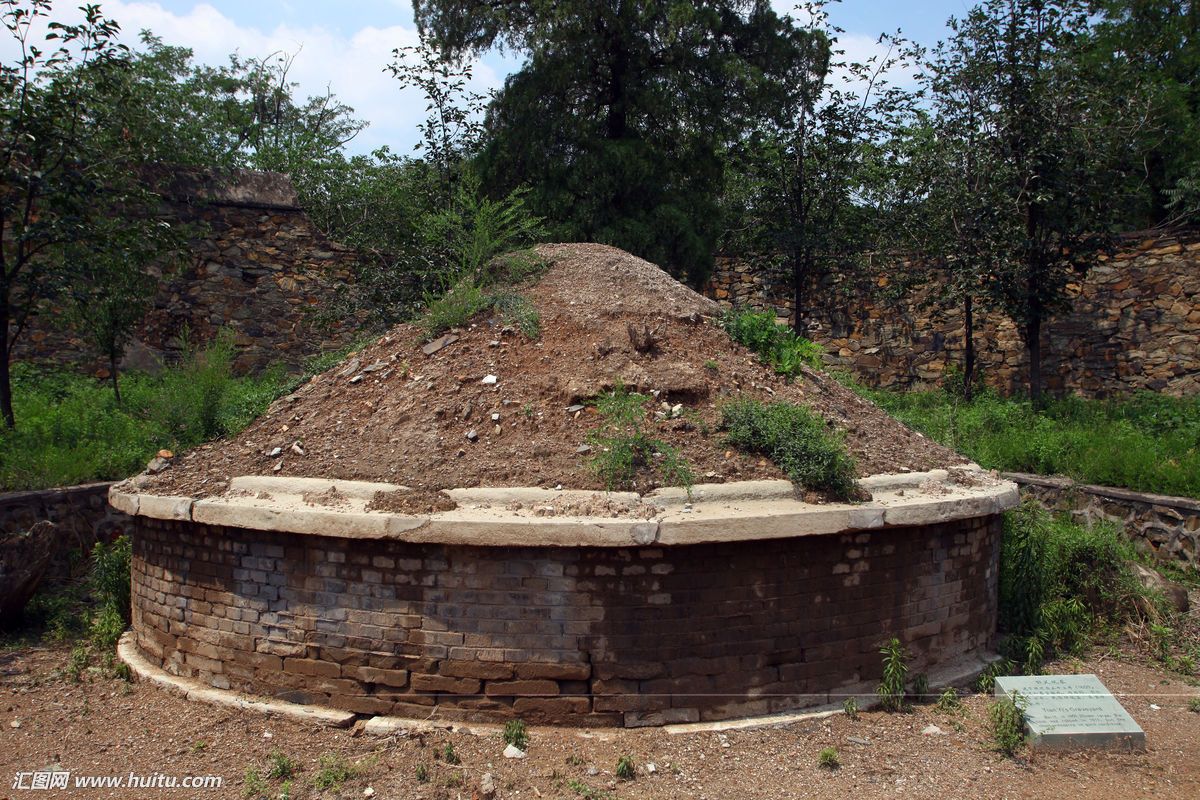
[[842, 697, 859, 720], [1188, 697, 1200, 713], [876, 638, 910, 712], [999, 502, 1148, 673], [313, 754, 354, 790], [588, 384, 693, 491], [721, 309, 823, 378], [615, 754, 636, 780], [817, 747, 840, 770], [721, 399, 858, 500], [935, 687, 963, 714], [503, 719, 529, 751], [988, 691, 1027, 757]]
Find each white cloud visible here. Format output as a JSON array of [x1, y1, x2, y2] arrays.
[[0, 1, 503, 155]]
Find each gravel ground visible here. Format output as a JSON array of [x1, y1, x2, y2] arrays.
[[2, 644, 1198, 800]]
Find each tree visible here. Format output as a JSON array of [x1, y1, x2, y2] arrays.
[[1084, 0, 1199, 226], [725, 2, 914, 335], [0, 1, 177, 428], [413, 0, 825, 283], [926, 0, 1153, 404]]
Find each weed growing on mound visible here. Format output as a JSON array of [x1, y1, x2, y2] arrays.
[[999, 502, 1150, 672], [721, 309, 824, 378], [503, 719, 529, 751], [817, 747, 840, 769], [418, 248, 549, 340], [988, 691, 1028, 757], [588, 384, 693, 491], [721, 399, 857, 499]]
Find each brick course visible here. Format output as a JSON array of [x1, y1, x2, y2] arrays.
[[130, 513, 1002, 726]]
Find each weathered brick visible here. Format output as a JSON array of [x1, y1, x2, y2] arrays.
[[484, 679, 559, 697], [410, 673, 481, 695], [282, 658, 342, 679], [352, 667, 409, 688], [440, 660, 515, 680], [514, 662, 591, 681]]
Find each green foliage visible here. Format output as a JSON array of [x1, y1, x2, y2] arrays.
[[266, 752, 296, 781], [587, 384, 693, 492], [566, 779, 615, 800], [988, 692, 1028, 757], [415, 764, 429, 783], [721, 309, 824, 377], [842, 697, 859, 720], [910, 673, 930, 704], [0, 339, 294, 492], [416, 0, 827, 283], [440, 743, 460, 766], [243, 768, 268, 799], [973, 660, 1012, 694], [312, 754, 354, 791], [615, 755, 635, 781], [720, 399, 858, 500], [863, 388, 1200, 500], [935, 688, 963, 714], [817, 747, 840, 770], [1188, 698, 1200, 713], [502, 719, 529, 751], [999, 502, 1145, 672], [90, 535, 132, 629], [876, 638, 910, 713]]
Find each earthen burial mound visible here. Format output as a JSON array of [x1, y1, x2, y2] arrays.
[[139, 243, 966, 500]]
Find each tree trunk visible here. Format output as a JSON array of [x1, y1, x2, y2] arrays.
[[790, 249, 806, 336], [0, 303, 12, 428], [963, 293, 976, 402], [1025, 315, 1043, 408], [109, 352, 122, 405]]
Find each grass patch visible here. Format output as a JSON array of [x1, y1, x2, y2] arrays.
[[312, 754, 354, 791], [858, 387, 1200, 499], [0, 334, 298, 492], [587, 384, 693, 491], [999, 502, 1149, 673], [417, 250, 549, 341], [721, 309, 823, 377], [817, 747, 840, 769], [721, 399, 858, 500]]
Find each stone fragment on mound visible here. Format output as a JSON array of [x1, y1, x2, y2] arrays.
[[421, 334, 458, 356]]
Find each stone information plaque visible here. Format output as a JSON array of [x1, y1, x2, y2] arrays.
[[994, 673, 1145, 751]]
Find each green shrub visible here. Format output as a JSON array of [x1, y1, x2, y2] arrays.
[[313, 754, 354, 790], [1188, 697, 1200, 713], [721, 399, 858, 500], [876, 638, 910, 712], [935, 688, 963, 713], [842, 697, 859, 720], [588, 384, 693, 491], [999, 502, 1144, 672], [988, 692, 1027, 757], [266, 751, 296, 781], [615, 754, 635, 780], [721, 309, 823, 378]]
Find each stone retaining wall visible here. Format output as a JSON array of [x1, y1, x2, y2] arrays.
[[0, 482, 129, 581], [131, 513, 1001, 727], [16, 169, 364, 374], [1006, 473, 1200, 567], [706, 232, 1200, 398]]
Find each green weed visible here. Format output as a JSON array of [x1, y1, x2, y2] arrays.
[[615, 754, 635, 780], [266, 751, 296, 781], [842, 697, 859, 720], [721, 399, 858, 500], [876, 638, 910, 712], [935, 688, 963, 713], [503, 719, 529, 751], [817, 747, 840, 770], [721, 309, 823, 377], [587, 384, 694, 491], [312, 754, 354, 790], [988, 691, 1027, 757]]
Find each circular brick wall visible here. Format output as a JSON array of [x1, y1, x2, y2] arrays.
[[130, 513, 1001, 727]]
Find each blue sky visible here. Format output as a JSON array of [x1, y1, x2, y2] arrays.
[[13, 1, 976, 154]]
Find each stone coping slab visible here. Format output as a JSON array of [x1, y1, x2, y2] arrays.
[[994, 673, 1146, 751], [110, 469, 1019, 547]]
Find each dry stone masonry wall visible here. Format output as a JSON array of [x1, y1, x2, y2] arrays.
[[131, 513, 1002, 727], [707, 233, 1200, 398], [17, 169, 363, 374]]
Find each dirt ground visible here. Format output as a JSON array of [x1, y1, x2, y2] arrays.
[[2, 643, 1198, 800], [142, 244, 965, 500]]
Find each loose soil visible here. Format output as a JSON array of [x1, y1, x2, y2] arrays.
[[1, 642, 1197, 799], [141, 243, 966, 500]]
